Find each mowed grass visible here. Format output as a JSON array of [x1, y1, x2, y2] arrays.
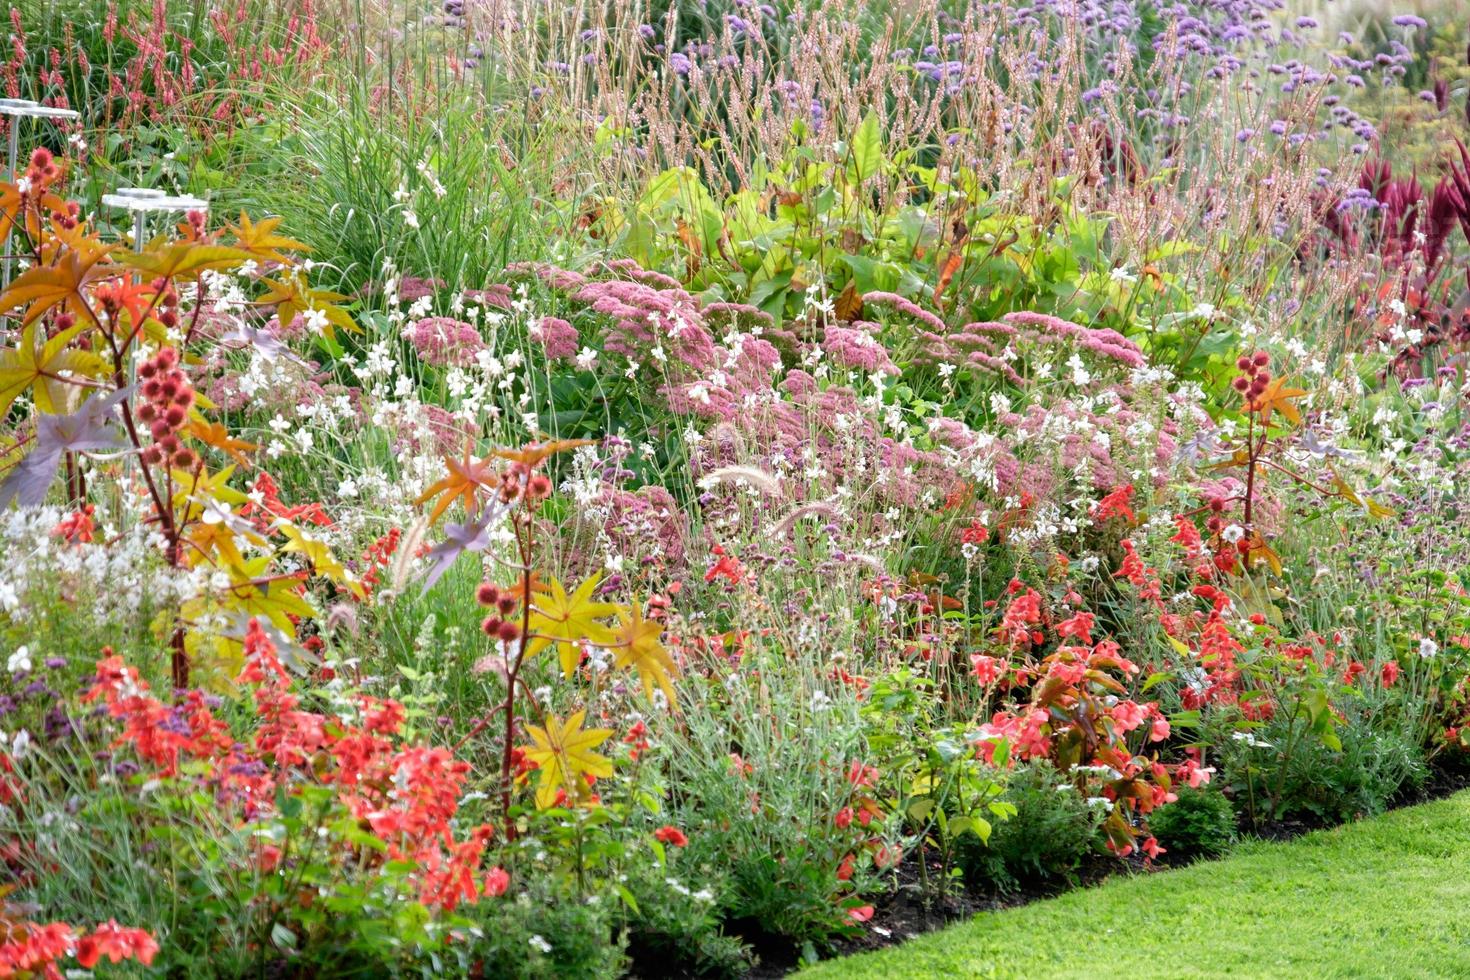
[[801, 791, 1470, 979]]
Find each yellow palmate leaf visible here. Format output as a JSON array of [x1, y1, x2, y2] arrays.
[[117, 243, 252, 279], [256, 275, 359, 340], [610, 601, 679, 707], [522, 710, 615, 809], [170, 463, 249, 524], [526, 573, 620, 677], [0, 322, 105, 420], [278, 523, 366, 599]]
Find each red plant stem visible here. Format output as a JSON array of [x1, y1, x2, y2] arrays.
[[499, 496, 535, 840]]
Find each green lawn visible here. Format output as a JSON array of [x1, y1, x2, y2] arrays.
[[801, 791, 1470, 979]]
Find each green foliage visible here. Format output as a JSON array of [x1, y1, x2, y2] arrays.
[[659, 642, 892, 948], [457, 879, 628, 980], [953, 763, 1103, 893], [861, 669, 1012, 899], [1147, 786, 1237, 861], [618, 864, 752, 978]]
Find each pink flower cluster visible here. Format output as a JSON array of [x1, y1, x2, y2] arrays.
[[529, 316, 580, 360], [408, 317, 485, 368]]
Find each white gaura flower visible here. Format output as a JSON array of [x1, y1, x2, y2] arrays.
[[1419, 637, 1439, 660], [6, 646, 30, 675], [1221, 524, 1245, 544]]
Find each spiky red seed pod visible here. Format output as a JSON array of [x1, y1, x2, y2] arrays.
[[497, 620, 521, 643], [496, 594, 517, 617], [476, 582, 500, 606], [481, 616, 503, 637], [1252, 351, 1269, 367], [172, 448, 195, 469]]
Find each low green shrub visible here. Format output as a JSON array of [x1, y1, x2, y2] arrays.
[[1148, 786, 1237, 861], [955, 763, 1103, 893]]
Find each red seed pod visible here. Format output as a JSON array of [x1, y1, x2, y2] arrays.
[[172, 389, 194, 410], [1232, 376, 1250, 392], [1235, 355, 1252, 371], [528, 474, 551, 499], [476, 582, 500, 606], [149, 419, 172, 442], [138, 360, 157, 380], [160, 309, 178, 329], [141, 379, 163, 400], [156, 347, 178, 369], [1252, 351, 1269, 367], [158, 378, 180, 401], [481, 616, 503, 637], [497, 620, 521, 643], [136, 403, 158, 424], [1209, 497, 1226, 512], [496, 594, 518, 617], [172, 448, 196, 469], [140, 446, 164, 466], [157, 434, 180, 455], [163, 406, 187, 428]]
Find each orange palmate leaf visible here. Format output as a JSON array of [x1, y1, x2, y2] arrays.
[[187, 419, 258, 468], [0, 184, 67, 247], [0, 250, 112, 325], [1242, 532, 1283, 576], [492, 438, 595, 467], [415, 454, 500, 525], [227, 212, 310, 264], [1251, 376, 1308, 427]]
